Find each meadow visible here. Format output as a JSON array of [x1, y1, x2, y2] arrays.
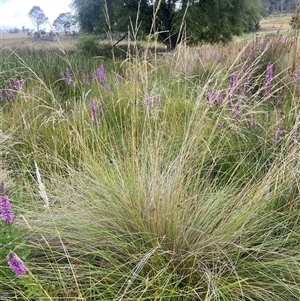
[[1, 13, 300, 300]]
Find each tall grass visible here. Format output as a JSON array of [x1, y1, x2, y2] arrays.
[[1, 31, 300, 300]]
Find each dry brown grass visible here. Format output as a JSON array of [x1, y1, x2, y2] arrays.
[[0, 32, 77, 52], [259, 13, 293, 34]]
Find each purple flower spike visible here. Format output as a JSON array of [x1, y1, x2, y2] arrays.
[[215, 92, 222, 105], [7, 252, 26, 276], [259, 42, 265, 52], [10, 78, 24, 91], [97, 64, 105, 83], [144, 93, 153, 109], [205, 89, 215, 105], [4, 90, 15, 101], [227, 74, 239, 100], [274, 127, 282, 143], [230, 102, 241, 118], [65, 67, 71, 85], [0, 195, 14, 223], [265, 62, 273, 97], [61, 67, 72, 85], [90, 98, 98, 124]]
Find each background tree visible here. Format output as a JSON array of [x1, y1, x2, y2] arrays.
[[261, 0, 298, 16], [53, 12, 77, 31], [71, 0, 261, 49], [184, 0, 261, 45], [28, 6, 48, 31], [71, 0, 105, 33]]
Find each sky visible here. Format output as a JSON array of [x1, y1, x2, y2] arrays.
[[0, 0, 73, 31]]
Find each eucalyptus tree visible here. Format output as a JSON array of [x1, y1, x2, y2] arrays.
[[28, 6, 48, 31], [53, 12, 77, 31]]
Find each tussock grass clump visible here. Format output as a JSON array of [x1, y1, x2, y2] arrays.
[[1, 33, 300, 300]]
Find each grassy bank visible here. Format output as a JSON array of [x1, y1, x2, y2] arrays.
[[1, 31, 300, 300]]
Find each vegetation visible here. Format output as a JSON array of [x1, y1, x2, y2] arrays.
[[52, 12, 77, 32], [71, 0, 261, 49], [1, 7, 300, 300], [27, 6, 48, 32], [261, 0, 298, 16]]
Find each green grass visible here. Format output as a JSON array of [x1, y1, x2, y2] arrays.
[[1, 32, 300, 300]]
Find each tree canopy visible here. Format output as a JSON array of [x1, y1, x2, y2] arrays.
[[53, 12, 77, 31], [28, 6, 48, 31], [71, 0, 261, 49]]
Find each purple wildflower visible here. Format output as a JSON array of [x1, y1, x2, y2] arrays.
[[216, 123, 222, 128], [96, 64, 105, 83], [293, 70, 300, 82], [205, 89, 215, 105], [144, 93, 153, 109], [230, 102, 241, 118], [227, 74, 239, 99], [244, 52, 250, 59], [265, 62, 273, 96], [274, 127, 282, 143], [230, 74, 238, 90], [61, 67, 72, 85], [65, 68, 71, 84], [259, 41, 265, 52], [0, 195, 14, 223], [10, 78, 24, 91], [7, 252, 26, 276], [3, 90, 15, 101], [211, 50, 218, 58], [215, 92, 222, 105], [205, 89, 222, 105], [90, 98, 98, 123], [103, 82, 110, 92]]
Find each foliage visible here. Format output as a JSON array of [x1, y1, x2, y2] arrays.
[[71, 0, 107, 33], [0, 192, 31, 298], [75, 34, 102, 56], [27, 6, 48, 32], [71, 0, 261, 49], [185, 0, 261, 45], [261, 0, 298, 16], [52, 12, 77, 31]]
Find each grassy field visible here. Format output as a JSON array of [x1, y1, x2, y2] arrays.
[[260, 13, 293, 32], [0, 13, 294, 49], [1, 13, 300, 300], [0, 32, 77, 51]]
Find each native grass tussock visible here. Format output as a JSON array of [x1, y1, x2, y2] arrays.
[[1, 29, 300, 300]]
